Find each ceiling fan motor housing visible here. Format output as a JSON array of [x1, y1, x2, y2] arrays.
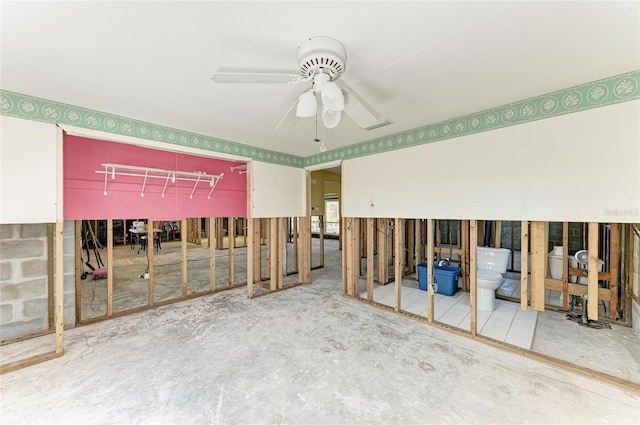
[[297, 36, 347, 80]]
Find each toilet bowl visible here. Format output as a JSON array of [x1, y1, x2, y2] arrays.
[[476, 247, 511, 311]]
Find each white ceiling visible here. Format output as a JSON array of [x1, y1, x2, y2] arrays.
[[2, 1, 639, 158]]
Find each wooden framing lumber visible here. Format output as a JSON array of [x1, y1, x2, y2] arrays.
[[269, 218, 278, 290], [319, 215, 325, 267], [587, 222, 599, 320], [520, 220, 529, 310], [610, 223, 619, 321], [182, 219, 188, 297], [376, 218, 389, 284], [278, 218, 285, 288], [298, 216, 311, 284], [469, 220, 477, 336], [344, 217, 354, 296], [342, 217, 347, 293], [293, 217, 298, 271], [562, 222, 569, 310], [47, 224, 54, 328], [462, 220, 469, 291], [74, 220, 82, 323], [367, 217, 374, 302], [427, 219, 435, 323], [55, 221, 64, 354], [148, 220, 155, 306], [247, 216, 254, 298], [229, 217, 235, 286], [394, 218, 403, 312], [530, 221, 546, 311], [107, 219, 113, 317], [415, 219, 424, 270], [406, 219, 415, 273], [210, 218, 217, 292], [494, 220, 502, 248], [353, 218, 361, 295]]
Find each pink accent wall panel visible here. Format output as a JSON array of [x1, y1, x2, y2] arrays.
[[63, 135, 247, 219]]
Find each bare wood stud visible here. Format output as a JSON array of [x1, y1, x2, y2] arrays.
[[427, 219, 435, 323], [587, 222, 599, 320], [469, 220, 477, 336], [55, 221, 64, 354], [229, 217, 235, 286], [247, 216, 254, 297], [367, 217, 374, 302], [562, 222, 569, 310], [520, 221, 529, 310], [394, 218, 403, 312], [107, 219, 113, 317], [182, 219, 188, 297], [610, 223, 619, 321]]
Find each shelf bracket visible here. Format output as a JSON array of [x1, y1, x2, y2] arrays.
[[140, 171, 149, 197], [189, 174, 202, 199]]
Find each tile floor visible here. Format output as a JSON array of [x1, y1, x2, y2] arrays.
[[361, 280, 538, 349]]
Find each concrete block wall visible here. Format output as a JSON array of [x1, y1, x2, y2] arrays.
[[0, 222, 75, 341]]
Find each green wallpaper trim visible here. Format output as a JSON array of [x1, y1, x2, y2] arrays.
[[304, 70, 640, 167], [2, 70, 638, 169], [0, 90, 304, 168]]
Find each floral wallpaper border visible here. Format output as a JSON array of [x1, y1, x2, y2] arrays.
[[304, 69, 640, 166], [1, 70, 638, 169], [0, 90, 304, 167]]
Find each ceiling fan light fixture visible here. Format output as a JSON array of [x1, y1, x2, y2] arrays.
[[296, 90, 317, 117], [321, 82, 344, 111], [322, 105, 341, 129]]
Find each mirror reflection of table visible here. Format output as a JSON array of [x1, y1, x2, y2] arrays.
[[129, 228, 162, 254]]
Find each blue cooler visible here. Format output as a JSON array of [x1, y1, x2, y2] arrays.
[[417, 262, 461, 296]]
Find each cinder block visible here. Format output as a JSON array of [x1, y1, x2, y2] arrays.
[[20, 224, 48, 239], [0, 262, 12, 281], [23, 298, 49, 318], [0, 318, 48, 341], [0, 240, 45, 259], [21, 259, 48, 278], [2, 279, 49, 302], [63, 274, 75, 293], [63, 255, 75, 271], [0, 303, 13, 325], [0, 225, 16, 240], [63, 234, 75, 254]]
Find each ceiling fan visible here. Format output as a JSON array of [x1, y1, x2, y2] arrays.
[[211, 36, 390, 131]]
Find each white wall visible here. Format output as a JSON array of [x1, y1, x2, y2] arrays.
[[1, 116, 58, 223], [343, 100, 640, 222], [250, 161, 306, 218]]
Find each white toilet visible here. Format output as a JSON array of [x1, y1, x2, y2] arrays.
[[476, 247, 511, 311]]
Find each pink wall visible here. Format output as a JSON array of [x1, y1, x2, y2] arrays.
[[64, 135, 247, 219]]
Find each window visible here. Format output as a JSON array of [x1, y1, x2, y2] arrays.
[[325, 199, 340, 235]]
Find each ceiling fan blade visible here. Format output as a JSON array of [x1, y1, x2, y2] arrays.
[[210, 72, 302, 84], [335, 80, 391, 130]]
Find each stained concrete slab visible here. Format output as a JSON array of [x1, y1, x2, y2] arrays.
[[2, 257, 640, 424]]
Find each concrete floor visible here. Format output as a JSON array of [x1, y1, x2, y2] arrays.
[[1, 240, 640, 424]]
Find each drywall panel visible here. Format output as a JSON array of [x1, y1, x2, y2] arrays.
[[0, 116, 57, 223], [250, 162, 306, 218], [343, 100, 640, 222]]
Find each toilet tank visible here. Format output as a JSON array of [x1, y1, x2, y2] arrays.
[[476, 247, 511, 273]]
